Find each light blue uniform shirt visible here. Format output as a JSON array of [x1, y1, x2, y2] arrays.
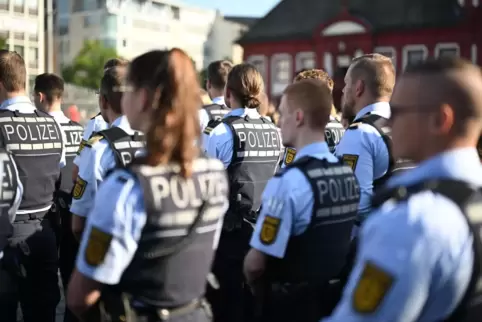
[[199, 96, 225, 132], [0, 97, 66, 168], [334, 102, 390, 217], [250, 142, 339, 258], [324, 147, 480, 322], [204, 107, 262, 169], [70, 116, 135, 218], [76, 163, 229, 285], [73, 113, 108, 166]]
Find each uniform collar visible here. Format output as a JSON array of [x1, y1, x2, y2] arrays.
[[212, 96, 225, 105], [354, 102, 391, 121], [388, 147, 482, 188], [224, 107, 260, 119], [294, 142, 330, 161], [111, 115, 134, 133], [48, 110, 66, 118], [0, 96, 32, 109]]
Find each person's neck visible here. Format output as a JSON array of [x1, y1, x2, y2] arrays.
[[354, 97, 389, 116], [415, 137, 476, 163], [294, 130, 326, 151], [209, 90, 223, 100], [2, 91, 27, 102], [109, 113, 122, 125], [47, 103, 62, 113]]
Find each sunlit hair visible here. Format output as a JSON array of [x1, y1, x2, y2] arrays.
[[127, 49, 201, 177], [226, 63, 264, 109]]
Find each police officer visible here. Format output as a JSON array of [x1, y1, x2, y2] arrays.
[[67, 48, 229, 322], [203, 63, 282, 322], [70, 65, 144, 241], [0, 147, 23, 322], [33, 73, 85, 322], [335, 53, 401, 224], [72, 58, 129, 181], [280, 69, 345, 169], [244, 79, 359, 322], [0, 50, 65, 322], [324, 57, 482, 322], [199, 60, 233, 131]]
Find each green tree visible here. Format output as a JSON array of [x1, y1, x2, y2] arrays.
[[0, 37, 7, 50], [62, 40, 119, 90]]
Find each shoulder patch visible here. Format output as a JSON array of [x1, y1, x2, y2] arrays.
[[84, 226, 112, 267], [348, 122, 361, 130], [284, 147, 297, 165], [85, 135, 103, 147], [353, 261, 394, 314], [342, 154, 359, 170], [76, 139, 87, 155], [72, 177, 87, 200], [203, 126, 214, 135], [259, 215, 281, 245]]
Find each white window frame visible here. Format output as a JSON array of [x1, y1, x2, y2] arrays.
[[402, 45, 428, 70], [374, 46, 397, 69], [270, 53, 292, 96], [295, 52, 316, 71], [434, 43, 460, 58], [246, 55, 268, 81], [472, 44, 477, 64]]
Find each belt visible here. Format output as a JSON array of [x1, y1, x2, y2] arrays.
[[154, 299, 204, 321]]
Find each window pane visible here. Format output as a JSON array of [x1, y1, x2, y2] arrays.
[[407, 50, 424, 64], [29, 47, 38, 68], [103, 38, 116, 48], [438, 48, 458, 58], [301, 58, 315, 69], [103, 14, 117, 33], [14, 45, 24, 58], [275, 60, 290, 82]]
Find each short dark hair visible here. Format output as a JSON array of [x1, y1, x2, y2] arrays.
[[207, 60, 233, 89], [100, 66, 127, 114], [34, 73, 64, 104], [294, 69, 334, 91], [0, 50, 26, 92], [103, 57, 129, 71]]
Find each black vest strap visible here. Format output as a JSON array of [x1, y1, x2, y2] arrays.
[[98, 127, 133, 167], [372, 179, 482, 321]]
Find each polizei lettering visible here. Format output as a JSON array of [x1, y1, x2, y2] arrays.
[[238, 130, 279, 149], [4, 123, 60, 142], [0, 153, 15, 205], [66, 131, 82, 146], [149, 172, 228, 210], [316, 176, 360, 204]]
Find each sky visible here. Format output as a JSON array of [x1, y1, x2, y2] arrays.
[[182, 0, 280, 17]]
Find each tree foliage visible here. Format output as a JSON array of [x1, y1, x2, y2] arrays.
[[61, 40, 119, 90], [0, 37, 7, 50]]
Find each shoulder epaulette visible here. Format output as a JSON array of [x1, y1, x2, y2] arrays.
[[348, 122, 361, 129], [85, 134, 104, 147], [203, 119, 222, 135], [90, 112, 101, 120]]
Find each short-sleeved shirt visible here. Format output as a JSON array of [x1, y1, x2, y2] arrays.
[[250, 141, 339, 258], [75, 166, 229, 285], [70, 116, 134, 218], [324, 147, 480, 322], [73, 113, 108, 166], [334, 102, 390, 218], [203, 107, 262, 169]]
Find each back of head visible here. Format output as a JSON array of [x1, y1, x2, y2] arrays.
[[0, 50, 26, 93], [283, 79, 332, 130], [226, 63, 264, 109], [103, 57, 129, 71], [127, 49, 201, 176], [403, 56, 482, 135], [100, 66, 127, 114], [350, 53, 395, 99], [34, 73, 64, 105], [207, 60, 233, 90]]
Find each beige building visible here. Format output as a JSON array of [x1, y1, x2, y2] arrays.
[[0, 0, 45, 92], [57, 0, 216, 71]]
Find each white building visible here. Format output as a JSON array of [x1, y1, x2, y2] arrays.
[[57, 0, 216, 71], [0, 0, 45, 91]]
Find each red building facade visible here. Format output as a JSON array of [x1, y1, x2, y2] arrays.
[[238, 0, 482, 103]]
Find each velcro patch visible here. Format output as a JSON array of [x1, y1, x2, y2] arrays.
[[342, 154, 359, 170], [76, 139, 87, 155], [84, 226, 112, 267], [86, 135, 103, 147], [353, 261, 394, 314], [203, 127, 213, 135], [72, 177, 87, 200], [284, 148, 296, 165], [259, 215, 281, 245]]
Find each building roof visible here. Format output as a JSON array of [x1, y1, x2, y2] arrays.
[[224, 16, 259, 27], [238, 0, 463, 44]]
